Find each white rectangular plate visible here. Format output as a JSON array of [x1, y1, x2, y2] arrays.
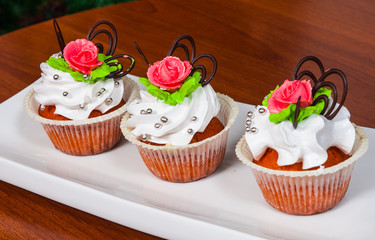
[[1, 75, 374, 240]]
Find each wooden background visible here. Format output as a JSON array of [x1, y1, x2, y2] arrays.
[[0, 0, 374, 239]]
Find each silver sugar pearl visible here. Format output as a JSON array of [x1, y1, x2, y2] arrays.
[[115, 81, 120, 87], [140, 110, 146, 114], [154, 123, 162, 129], [96, 92, 102, 97], [83, 74, 89, 80], [160, 116, 168, 123], [258, 107, 266, 114], [250, 127, 258, 134], [187, 128, 194, 135], [141, 134, 147, 141], [40, 105, 45, 110], [245, 119, 252, 126], [245, 126, 251, 132], [53, 74, 59, 80], [106, 98, 113, 105], [80, 104, 85, 109], [146, 108, 152, 114], [63, 91, 68, 96], [129, 114, 133, 118], [247, 111, 254, 119], [191, 116, 198, 122]]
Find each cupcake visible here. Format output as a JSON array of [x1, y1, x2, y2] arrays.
[[121, 35, 238, 182], [24, 20, 139, 156], [236, 56, 368, 215]]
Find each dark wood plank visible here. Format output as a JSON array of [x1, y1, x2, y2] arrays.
[[0, 181, 160, 240]]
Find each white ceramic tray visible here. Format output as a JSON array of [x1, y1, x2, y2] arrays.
[[1, 75, 374, 240]]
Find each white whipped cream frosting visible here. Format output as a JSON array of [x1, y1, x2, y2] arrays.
[[33, 54, 123, 120], [245, 105, 355, 169], [125, 84, 220, 146]]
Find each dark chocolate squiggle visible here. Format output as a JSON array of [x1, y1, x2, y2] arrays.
[[87, 20, 117, 56], [292, 56, 324, 83], [190, 53, 217, 86], [53, 19, 66, 54], [167, 35, 217, 87], [313, 68, 347, 119], [167, 34, 196, 62], [104, 54, 135, 78], [292, 56, 348, 128], [86, 20, 135, 79], [293, 96, 302, 129], [134, 42, 150, 66]]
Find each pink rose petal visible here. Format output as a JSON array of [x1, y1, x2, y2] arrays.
[[63, 38, 103, 74], [267, 80, 313, 113], [147, 56, 192, 89]]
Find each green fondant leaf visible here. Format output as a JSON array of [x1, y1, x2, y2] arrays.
[[170, 73, 201, 104], [268, 103, 294, 123], [46, 54, 120, 84], [46, 57, 69, 69], [139, 77, 151, 87], [149, 85, 171, 102], [97, 53, 107, 61], [69, 71, 85, 81], [314, 87, 332, 101], [139, 72, 202, 106]]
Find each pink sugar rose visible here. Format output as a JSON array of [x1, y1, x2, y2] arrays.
[[63, 39, 103, 74], [147, 56, 192, 89], [267, 80, 313, 113]]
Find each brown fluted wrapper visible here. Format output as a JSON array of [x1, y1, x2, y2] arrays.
[[121, 93, 239, 182], [235, 125, 368, 215], [24, 76, 139, 156]]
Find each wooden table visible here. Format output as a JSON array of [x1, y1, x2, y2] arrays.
[[0, 0, 374, 239]]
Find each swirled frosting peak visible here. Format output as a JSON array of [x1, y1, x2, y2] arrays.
[[125, 84, 220, 145], [33, 54, 123, 120], [245, 105, 355, 169]]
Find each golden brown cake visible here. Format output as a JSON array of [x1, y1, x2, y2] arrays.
[[143, 117, 224, 146], [254, 147, 349, 171], [38, 100, 126, 121]]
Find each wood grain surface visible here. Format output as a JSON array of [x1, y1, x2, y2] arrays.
[[0, 0, 374, 239]]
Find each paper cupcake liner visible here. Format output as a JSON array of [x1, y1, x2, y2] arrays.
[[235, 125, 368, 215], [121, 93, 239, 182], [24, 76, 140, 156]]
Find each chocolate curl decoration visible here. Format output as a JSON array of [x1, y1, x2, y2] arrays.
[[167, 35, 217, 87], [53, 19, 66, 54], [190, 53, 217, 86], [86, 20, 135, 79], [167, 34, 196, 62], [293, 56, 324, 84], [293, 96, 301, 129], [104, 54, 135, 78], [134, 42, 151, 66], [87, 20, 117, 56], [312, 68, 347, 119], [292, 56, 348, 128]]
